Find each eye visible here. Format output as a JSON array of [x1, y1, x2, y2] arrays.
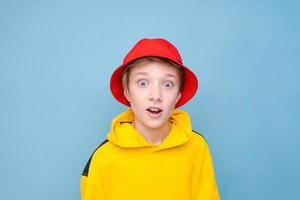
[[163, 81, 174, 88], [137, 79, 148, 87]]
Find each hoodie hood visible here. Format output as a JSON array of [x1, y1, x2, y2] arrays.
[[106, 108, 193, 151]]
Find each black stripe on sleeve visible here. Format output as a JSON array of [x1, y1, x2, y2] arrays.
[[192, 129, 207, 143], [82, 139, 109, 177]]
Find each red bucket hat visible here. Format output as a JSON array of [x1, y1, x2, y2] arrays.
[[110, 38, 198, 108]]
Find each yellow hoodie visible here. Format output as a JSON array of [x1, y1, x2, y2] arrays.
[[80, 109, 220, 200]]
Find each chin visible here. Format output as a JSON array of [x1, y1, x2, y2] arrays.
[[143, 120, 168, 130]]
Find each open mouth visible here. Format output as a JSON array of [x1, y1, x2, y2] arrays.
[[146, 107, 163, 114]]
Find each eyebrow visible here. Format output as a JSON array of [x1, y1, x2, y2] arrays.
[[134, 72, 149, 76], [133, 72, 177, 78], [165, 74, 177, 78]]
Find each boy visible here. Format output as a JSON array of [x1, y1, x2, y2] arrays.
[[80, 38, 220, 200]]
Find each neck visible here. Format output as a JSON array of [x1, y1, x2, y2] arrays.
[[132, 120, 172, 145]]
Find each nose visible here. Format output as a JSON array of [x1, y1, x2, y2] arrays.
[[148, 84, 162, 103]]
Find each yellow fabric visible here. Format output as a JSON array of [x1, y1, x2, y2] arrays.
[[81, 109, 220, 200]]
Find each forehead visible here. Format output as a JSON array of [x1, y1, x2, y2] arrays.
[[129, 62, 180, 78]]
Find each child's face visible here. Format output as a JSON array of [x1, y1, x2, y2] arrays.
[[124, 62, 182, 131]]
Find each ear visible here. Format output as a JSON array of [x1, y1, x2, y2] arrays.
[[123, 88, 131, 102], [175, 92, 181, 104]]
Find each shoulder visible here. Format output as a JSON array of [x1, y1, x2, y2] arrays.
[[81, 139, 109, 176], [189, 130, 216, 163], [189, 130, 210, 151], [92, 139, 110, 155], [191, 130, 208, 144]]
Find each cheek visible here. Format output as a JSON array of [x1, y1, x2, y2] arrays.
[[130, 90, 146, 104], [163, 95, 180, 110], [165, 91, 180, 102]]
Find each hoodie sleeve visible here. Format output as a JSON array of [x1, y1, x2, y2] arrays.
[[80, 152, 105, 200], [196, 141, 221, 200]]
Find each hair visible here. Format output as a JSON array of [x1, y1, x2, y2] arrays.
[[121, 56, 184, 94]]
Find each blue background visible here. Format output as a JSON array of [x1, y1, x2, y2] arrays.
[[1, 0, 299, 199]]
